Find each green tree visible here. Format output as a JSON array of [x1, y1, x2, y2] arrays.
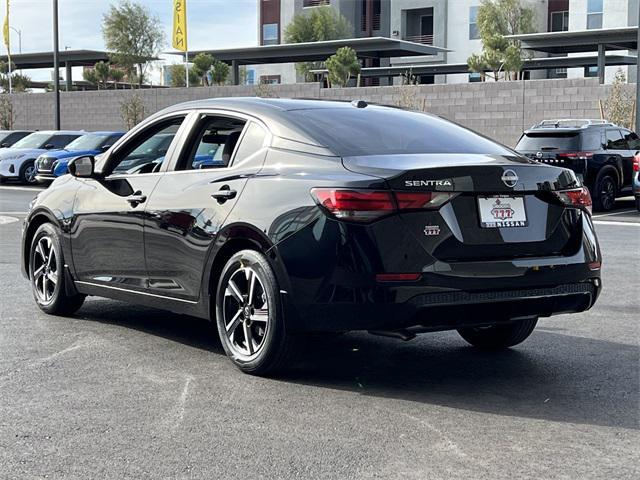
[[192, 53, 214, 86], [603, 69, 635, 129], [0, 95, 14, 129], [102, 0, 165, 87], [0, 61, 31, 93], [168, 63, 198, 87], [284, 6, 353, 82], [467, 0, 535, 81], [326, 47, 360, 87], [210, 59, 230, 86]]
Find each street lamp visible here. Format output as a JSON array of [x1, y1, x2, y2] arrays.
[[9, 26, 21, 54]]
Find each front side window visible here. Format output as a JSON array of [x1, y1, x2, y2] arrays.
[[587, 0, 603, 29], [262, 23, 279, 45], [623, 131, 640, 150], [605, 129, 625, 150], [111, 117, 185, 175], [469, 6, 479, 40]]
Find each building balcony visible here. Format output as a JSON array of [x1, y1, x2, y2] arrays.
[[403, 34, 434, 45]]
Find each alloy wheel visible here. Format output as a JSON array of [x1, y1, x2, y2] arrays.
[[222, 265, 270, 359], [600, 177, 615, 210], [24, 164, 37, 184], [32, 236, 58, 303]]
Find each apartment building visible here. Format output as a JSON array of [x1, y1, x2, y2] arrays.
[[252, 0, 638, 85]]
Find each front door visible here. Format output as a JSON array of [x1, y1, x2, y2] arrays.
[[70, 115, 190, 290], [144, 112, 270, 301]]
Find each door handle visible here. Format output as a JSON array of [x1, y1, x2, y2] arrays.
[[211, 187, 237, 203], [126, 191, 147, 207]]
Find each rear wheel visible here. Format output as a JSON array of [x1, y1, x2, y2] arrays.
[[457, 317, 538, 349], [592, 171, 617, 212], [29, 223, 86, 315], [19, 160, 37, 184], [635, 197, 640, 212], [215, 249, 296, 375]]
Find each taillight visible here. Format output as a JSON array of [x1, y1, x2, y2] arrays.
[[633, 154, 640, 172], [555, 186, 592, 215], [557, 152, 594, 161], [310, 188, 455, 223]]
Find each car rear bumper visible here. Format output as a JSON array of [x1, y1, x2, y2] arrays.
[[291, 281, 599, 332]]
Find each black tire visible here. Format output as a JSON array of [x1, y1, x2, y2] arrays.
[[635, 197, 640, 212], [215, 249, 296, 375], [19, 160, 37, 185], [0, 177, 6, 184], [457, 317, 538, 350], [29, 223, 85, 315], [592, 170, 617, 212]]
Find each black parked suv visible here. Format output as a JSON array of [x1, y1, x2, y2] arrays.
[[515, 120, 640, 211]]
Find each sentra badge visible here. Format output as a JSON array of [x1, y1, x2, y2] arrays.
[[405, 180, 452, 187]]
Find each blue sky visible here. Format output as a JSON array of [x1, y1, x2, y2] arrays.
[[6, 0, 258, 82]]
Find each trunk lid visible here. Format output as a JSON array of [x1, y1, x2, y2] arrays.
[[342, 154, 584, 262]]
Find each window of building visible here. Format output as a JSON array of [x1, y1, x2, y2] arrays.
[[260, 75, 281, 85], [587, 0, 603, 30], [554, 68, 568, 78], [469, 72, 482, 83], [303, 0, 330, 7], [584, 66, 599, 77], [469, 6, 479, 40], [262, 23, 279, 45], [550, 10, 569, 31]]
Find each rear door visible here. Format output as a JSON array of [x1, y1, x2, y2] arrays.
[[619, 130, 639, 188], [143, 111, 270, 301], [70, 114, 190, 290]]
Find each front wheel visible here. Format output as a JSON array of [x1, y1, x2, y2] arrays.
[[457, 317, 538, 349], [29, 223, 86, 315], [19, 160, 37, 185], [215, 249, 296, 375]]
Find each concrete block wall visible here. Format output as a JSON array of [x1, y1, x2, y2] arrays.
[[7, 78, 631, 147]]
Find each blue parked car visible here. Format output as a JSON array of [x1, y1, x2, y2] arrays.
[[35, 131, 125, 183], [0, 131, 84, 184]]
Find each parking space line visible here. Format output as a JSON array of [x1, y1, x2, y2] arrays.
[[0, 211, 27, 215], [592, 209, 636, 218], [0, 186, 45, 192], [593, 220, 640, 227]]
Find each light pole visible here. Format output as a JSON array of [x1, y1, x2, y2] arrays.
[[53, 0, 60, 130]]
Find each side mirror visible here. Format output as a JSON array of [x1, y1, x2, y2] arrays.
[[68, 155, 95, 178], [43, 143, 56, 150]]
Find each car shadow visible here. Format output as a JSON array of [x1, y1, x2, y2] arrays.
[[77, 300, 639, 431]]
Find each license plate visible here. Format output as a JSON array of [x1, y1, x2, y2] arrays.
[[478, 195, 527, 228]]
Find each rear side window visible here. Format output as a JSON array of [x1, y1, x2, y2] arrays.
[[516, 132, 581, 151], [287, 108, 512, 157], [233, 122, 268, 165]]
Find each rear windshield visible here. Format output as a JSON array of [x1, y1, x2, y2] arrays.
[[516, 132, 582, 151], [287, 108, 512, 157]]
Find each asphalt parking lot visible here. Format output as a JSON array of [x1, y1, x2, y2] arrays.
[[1, 184, 638, 480]]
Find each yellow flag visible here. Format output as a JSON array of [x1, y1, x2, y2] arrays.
[[172, 0, 187, 52], [3, 0, 10, 51]]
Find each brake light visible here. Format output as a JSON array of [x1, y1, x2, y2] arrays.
[[311, 188, 455, 222], [557, 152, 594, 161], [633, 154, 640, 172], [555, 186, 592, 215]]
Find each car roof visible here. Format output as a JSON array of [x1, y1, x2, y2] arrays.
[[27, 130, 86, 135], [154, 97, 402, 151], [81, 131, 125, 135]]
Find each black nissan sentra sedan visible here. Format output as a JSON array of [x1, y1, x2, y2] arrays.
[[21, 98, 602, 375]]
